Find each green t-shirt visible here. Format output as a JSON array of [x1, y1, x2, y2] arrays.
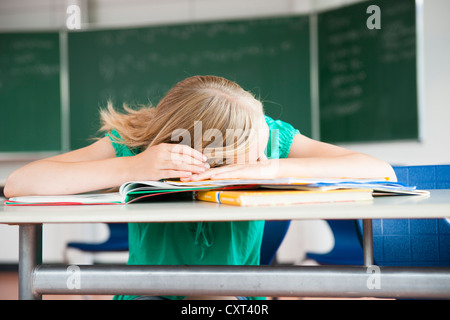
[[109, 115, 299, 300]]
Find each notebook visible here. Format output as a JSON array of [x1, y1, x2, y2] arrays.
[[195, 188, 374, 207]]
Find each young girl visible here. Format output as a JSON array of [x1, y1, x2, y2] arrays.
[[4, 75, 396, 300]]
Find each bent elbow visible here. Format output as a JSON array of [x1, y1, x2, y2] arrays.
[[3, 182, 13, 199], [387, 164, 397, 182], [4, 171, 21, 198]]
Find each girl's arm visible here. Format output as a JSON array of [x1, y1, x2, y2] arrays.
[[279, 134, 397, 181], [4, 137, 208, 197], [5, 138, 130, 197], [185, 134, 397, 182]]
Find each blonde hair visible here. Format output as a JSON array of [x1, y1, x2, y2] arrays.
[[100, 75, 265, 167]]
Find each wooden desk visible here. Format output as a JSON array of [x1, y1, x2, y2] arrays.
[[1, 190, 450, 300]]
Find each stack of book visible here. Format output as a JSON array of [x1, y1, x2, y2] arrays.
[[4, 177, 429, 207]]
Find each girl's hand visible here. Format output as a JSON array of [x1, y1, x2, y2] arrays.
[[181, 158, 279, 182], [130, 143, 209, 181]]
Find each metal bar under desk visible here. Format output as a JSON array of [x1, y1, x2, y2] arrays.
[[33, 264, 450, 299]]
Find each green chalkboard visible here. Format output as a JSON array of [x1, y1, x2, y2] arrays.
[[0, 32, 61, 152], [318, 0, 418, 143], [68, 16, 310, 149]]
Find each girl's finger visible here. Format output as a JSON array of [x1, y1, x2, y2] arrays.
[[169, 152, 209, 166], [161, 161, 208, 174], [184, 165, 241, 181], [169, 144, 207, 164], [162, 170, 193, 179], [181, 169, 217, 181], [209, 169, 247, 180]]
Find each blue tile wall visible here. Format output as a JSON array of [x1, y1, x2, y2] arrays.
[[367, 165, 450, 266]]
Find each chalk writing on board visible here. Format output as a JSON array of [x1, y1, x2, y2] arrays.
[[321, 1, 415, 118], [319, 0, 418, 143], [97, 41, 295, 83], [380, 21, 415, 63], [0, 33, 61, 152], [3, 38, 59, 77]]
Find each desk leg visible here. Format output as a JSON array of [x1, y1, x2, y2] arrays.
[[19, 224, 42, 300], [362, 219, 374, 266]]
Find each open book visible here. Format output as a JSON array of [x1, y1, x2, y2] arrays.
[[3, 177, 429, 206]]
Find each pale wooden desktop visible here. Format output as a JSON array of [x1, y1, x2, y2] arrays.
[[1, 189, 450, 300]]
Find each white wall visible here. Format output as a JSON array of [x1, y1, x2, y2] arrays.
[[1, 0, 449, 264]]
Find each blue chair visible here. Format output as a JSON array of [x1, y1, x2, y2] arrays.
[[355, 165, 450, 267], [66, 223, 129, 257], [260, 221, 291, 265], [305, 220, 364, 265]]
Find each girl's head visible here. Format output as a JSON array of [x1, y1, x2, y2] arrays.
[[100, 75, 268, 166]]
